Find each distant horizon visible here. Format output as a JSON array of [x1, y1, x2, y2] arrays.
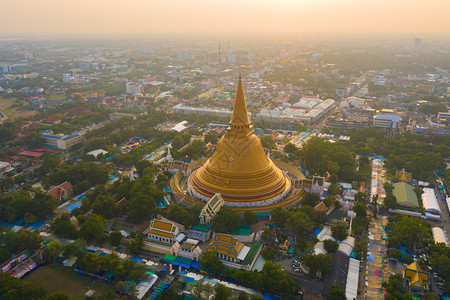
[[1, 0, 449, 39]]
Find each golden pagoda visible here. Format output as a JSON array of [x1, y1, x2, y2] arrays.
[[189, 77, 290, 203]]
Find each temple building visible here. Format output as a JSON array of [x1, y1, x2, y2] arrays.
[[404, 262, 430, 296], [199, 193, 224, 226], [170, 77, 306, 213], [207, 233, 250, 264], [145, 219, 180, 244], [188, 77, 291, 206]]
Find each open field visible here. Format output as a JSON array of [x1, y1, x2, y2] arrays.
[[23, 263, 114, 298], [0, 98, 37, 120]]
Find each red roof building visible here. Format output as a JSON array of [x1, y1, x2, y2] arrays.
[[48, 181, 73, 201], [18, 150, 44, 158]]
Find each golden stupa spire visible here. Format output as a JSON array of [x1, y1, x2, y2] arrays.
[[230, 75, 251, 128]]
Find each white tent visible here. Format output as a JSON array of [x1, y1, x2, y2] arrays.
[[314, 241, 327, 255], [338, 236, 355, 256], [432, 227, 448, 246], [346, 258, 360, 299], [422, 188, 441, 214]]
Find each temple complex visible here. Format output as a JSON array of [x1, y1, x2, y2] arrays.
[[169, 77, 306, 213]]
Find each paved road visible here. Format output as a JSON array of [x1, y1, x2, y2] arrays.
[[364, 216, 388, 300]]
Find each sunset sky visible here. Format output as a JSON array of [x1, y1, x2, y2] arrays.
[[1, 0, 449, 38]]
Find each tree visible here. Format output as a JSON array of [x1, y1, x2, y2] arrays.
[[328, 184, 341, 195], [171, 135, 185, 151], [243, 211, 258, 225], [261, 247, 276, 261], [212, 207, 242, 233], [355, 192, 366, 203], [204, 133, 219, 144], [51, 214, 79, 239], [284, 143, 297, 154], [323, 239, 339, 253], [79, 214, 106, 243], [382, 274, 411, 300], [386, 248, 402, 260], [302, 192, 320, 207], [304, 253, 333, 276], [0, 272, 47, 300], [79, 252, 100, 273], [135, 160, 152, 177], [384, 195, 398, 209], [328, 284, 346, 300], [200, 251, 224, 274], [128, 235, 143, 255], [46, 240, 62, 261], [353, 202, 367, 218], [110, 231, 122, 247], [214, 284, 232, 300], [331, 224, 348, 241], [260, 136, 276, 150], [191, 280, 207, 299], [323, 195, 334, 207], [271, 207, 289, 227], [92, 195, 121, 219]]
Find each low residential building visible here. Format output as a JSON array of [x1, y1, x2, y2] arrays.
[[174, 238, 203, 261], [199, 193, 224, 226], [173, 104, 234, 119], [145, 219, 180, 245], [0, 161, 14, 177], [48, 181, 73, 201], [187, 225, 212, 242]]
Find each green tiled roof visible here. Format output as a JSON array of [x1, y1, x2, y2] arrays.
[[393, 182, 419, 208], [191, 224, 211, 232], [243, 240, 262, 265]]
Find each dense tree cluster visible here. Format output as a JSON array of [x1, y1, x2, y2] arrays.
[[428, 243, 450, 283], [385, 216, 432, 251], [199, 251, 225, 274], [211, 207, 242, 233], [298, 137, 359, 182], [0, 230, 42, 263], [272, 206, 326, 245], [348, 129, 448, 180], [232, 261, 300, 296], [0, 189, 57, 223], [303, 253, 333, 277], [51, 214, 78, 239], [164, 204, 202, 229], [382, 274, 412, 300], [0, 272, 47, 300], [42, 161, 109, 190]]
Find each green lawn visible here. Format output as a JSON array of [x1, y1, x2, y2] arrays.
[[23, 263, 115, 298]]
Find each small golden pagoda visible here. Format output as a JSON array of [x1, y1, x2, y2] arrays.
[[189, 77, 290, 203]]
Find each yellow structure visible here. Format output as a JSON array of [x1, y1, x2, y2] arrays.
[[189, 77, 290, 203], [145, 219, 180, 244], [207, 233, 250, 264], [396, 168, 412, 182], [404, 262, 429, 295]]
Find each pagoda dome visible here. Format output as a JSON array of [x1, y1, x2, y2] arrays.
[[189, 77, 289, 202]]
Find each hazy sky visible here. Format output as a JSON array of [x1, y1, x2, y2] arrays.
[[1, 0, 449, 38]]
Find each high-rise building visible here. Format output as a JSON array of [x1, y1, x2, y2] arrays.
[[414, 38, 422, 48], [126, 82, 143, 95]]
